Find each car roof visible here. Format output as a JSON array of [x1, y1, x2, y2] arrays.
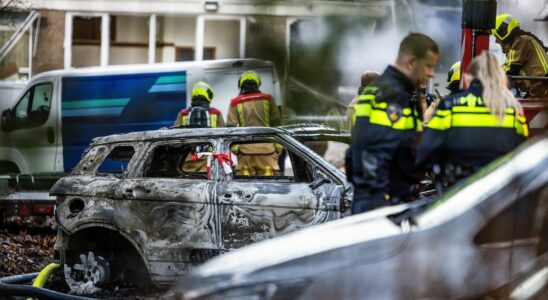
[[91, 126, 286, 145]]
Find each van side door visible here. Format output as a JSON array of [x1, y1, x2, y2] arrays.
[[1, 78, 58, 173]]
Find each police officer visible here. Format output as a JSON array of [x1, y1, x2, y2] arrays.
[[351, 33, 439, 214], [174, 81, 225, 128], [174, 81, 224, 173], [346, 71, 381, 130], [227, 71, 281, 176], [417, 51, 528, 186], [493, 13, 548, 98]]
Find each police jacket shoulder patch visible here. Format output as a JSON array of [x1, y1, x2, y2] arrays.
[[387, 103, 403, 123]]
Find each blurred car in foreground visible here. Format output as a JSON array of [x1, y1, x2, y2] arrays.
[[175, 135, 548, 300]]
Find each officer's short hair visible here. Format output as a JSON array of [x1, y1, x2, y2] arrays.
[[398, 32, 439, 60]]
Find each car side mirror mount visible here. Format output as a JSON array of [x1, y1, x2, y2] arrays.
[[309, 171, 331, 190], [1, 109, 14, 132]]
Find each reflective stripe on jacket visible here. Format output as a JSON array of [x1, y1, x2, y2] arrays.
[[417, 81, 528, 171], [174, 107, 225, 128], [227, 92, 280, 127]]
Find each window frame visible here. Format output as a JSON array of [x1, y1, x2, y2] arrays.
[[137, 138, 218, 180], [12, 81, 54, 130], [175, 46, 216, 61], [73, 143, 139, 177], [223, 135, 315, 183]]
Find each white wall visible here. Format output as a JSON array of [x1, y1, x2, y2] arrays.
[[110, 47, 148, 64], [115, 15, 149, 43], [162, 16, 195, 62], [72, 45, 100, 67], [204, 20, 239, 59]]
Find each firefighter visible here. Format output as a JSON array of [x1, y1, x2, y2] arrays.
[[351, 33, 439, 214], [446, 61, 461, 95], [423, 62, 461, 125], [174, 81, 225, 128], [417, 51, 528, 187], [227, 70, 281, 176], [346, 70, 381, 130], [492, 13, 548, 98], [174, 81, 224, 173]]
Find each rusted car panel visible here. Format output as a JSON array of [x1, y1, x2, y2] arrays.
[[50, 126, 352, 286]]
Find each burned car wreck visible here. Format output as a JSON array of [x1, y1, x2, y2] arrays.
[[50, 125, 352, 290]]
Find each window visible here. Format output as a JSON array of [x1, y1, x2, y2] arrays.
[[13, 83, 53, 129], [175, 47, 216, 61], [72, 16, 116, 42], [143, 142, 213, 179], [97, 145, 135, 175], [230, 140, 313, 183]]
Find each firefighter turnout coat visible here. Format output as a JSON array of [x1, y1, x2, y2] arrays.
[[227, 92, 281, 176], [174, 105, 225, 173], [174, 106, 225, 128], [503, 34, 548, 98]]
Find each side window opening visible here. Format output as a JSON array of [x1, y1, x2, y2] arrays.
[[13, 82, 53, 129], [143, 142, 213, 179], [96, 145, 135, 176], [28, 83, 53, 126], [230, 140, 312, 183], [14, 90, 31, 126]]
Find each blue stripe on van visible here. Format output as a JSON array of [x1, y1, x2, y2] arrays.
[[154, 75, 186, 84], [63, 107, 125, 117], [62, 98, 130, 109], [61, 70, 186, 172], [148, 83, 185, 93]]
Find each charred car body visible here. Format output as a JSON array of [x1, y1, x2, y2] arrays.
[[50, 125, 352, 289], [176, 135, 548, 300]]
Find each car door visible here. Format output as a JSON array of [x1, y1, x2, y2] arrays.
[[113, 139, 219, 266], [217, 134, 347, 250], [1, 79, 58, 173]]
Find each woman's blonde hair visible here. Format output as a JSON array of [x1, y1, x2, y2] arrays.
[[466, 51, 523, 120]]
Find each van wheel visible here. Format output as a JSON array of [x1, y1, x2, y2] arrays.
[[64, 251, 110, 294]]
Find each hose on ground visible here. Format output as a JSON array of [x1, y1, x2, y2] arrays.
[[0, 268, 94, 300], [32, 263, 60, 288]]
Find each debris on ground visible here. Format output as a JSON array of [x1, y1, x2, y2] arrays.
[[0, 229, 55, 278]]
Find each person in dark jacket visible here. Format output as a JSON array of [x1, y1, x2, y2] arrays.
[[417, 51, 528, 186], [351, 33, 439, 214]]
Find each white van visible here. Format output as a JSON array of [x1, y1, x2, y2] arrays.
[[0, 59, 281, 174]]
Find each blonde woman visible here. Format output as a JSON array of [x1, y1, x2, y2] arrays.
[[416, 51, 528, 185]]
